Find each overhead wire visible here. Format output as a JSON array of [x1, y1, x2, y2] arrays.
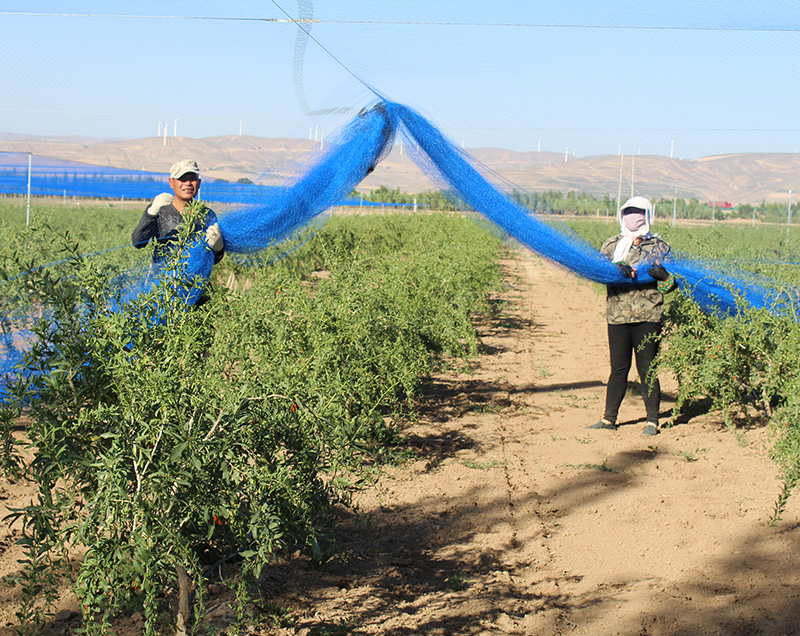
[[5, 8, 798, 138], [267, 0, 380, 102], [3, 12, 800, 31], [279, 0, 360, 116]]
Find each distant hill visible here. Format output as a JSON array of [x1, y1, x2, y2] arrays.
[[2, 133, 799, 205]]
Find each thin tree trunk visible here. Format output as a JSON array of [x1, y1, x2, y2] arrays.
[[176, 564, 190, 634]]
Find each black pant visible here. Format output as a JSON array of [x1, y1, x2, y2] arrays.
[[604, 321, 661, 424]]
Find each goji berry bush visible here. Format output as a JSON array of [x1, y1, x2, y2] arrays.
[[0, 207, 502, 634]]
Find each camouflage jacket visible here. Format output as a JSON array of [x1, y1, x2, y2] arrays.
[[600, 234, 672, 325]]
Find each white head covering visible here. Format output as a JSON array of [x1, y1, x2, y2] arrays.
[[612, 196, 654, 263]]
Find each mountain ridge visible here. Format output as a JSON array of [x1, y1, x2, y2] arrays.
[[1, 133, 798, 205]]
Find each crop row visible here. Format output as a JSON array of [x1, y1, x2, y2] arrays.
[[0, 209, 502, 634]]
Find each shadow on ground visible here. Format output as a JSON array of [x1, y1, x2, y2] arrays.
[[248, 425, 800, 636]]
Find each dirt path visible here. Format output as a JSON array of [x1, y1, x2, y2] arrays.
[[1, 248, 799, 635], [263, 249, 800, 636]]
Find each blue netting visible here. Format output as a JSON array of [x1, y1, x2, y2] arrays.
[[0, 149, 390, 206], [218, 104, 395, 253], [383, 102, 794, 318], [0, 325, 35, 404], [113, 235, 215, 311], [2, 99, 798, 404], [147, 99, 794, 321], [115, 103, 394, 304]]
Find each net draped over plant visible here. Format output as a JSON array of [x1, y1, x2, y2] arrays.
[[0, 208, 504, 632], [2, 99, 797, 390], [124, 100, 800, 320], [2, 99, 800, 632]]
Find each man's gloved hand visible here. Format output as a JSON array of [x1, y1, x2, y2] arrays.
[[205, 223, 224, 252], [615, 262, 635, 279], [146, 192, 173, 216], [648, 263, 670, 281]]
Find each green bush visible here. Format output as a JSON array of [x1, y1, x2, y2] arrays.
[[654, 289, 800, 522], [0, 211, 502, 633]]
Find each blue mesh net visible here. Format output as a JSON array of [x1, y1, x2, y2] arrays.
[[218, 104, 395, 253], [2, 99, 798, 402], [383, 102, 796, 318]]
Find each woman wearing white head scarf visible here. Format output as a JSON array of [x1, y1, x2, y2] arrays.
[[589, 196, 676, 435]]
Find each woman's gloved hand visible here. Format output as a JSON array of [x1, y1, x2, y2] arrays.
[[615, 262, 635, 279], [648, 263, 670, 281]]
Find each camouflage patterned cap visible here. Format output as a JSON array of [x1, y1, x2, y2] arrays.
[[169, 159, 200, 179]]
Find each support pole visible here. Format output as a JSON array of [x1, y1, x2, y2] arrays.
[[26, 152, 32, 226]]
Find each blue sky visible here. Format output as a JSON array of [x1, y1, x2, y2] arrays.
[[1, 1, 800, 158]]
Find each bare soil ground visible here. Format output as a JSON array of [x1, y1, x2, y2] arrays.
[[1, 248, 799, 635]]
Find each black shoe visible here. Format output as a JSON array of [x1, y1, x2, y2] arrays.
[[588, 419, 617, 430]]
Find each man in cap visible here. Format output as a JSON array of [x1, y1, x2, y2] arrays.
[[132, 159, 224, 264]]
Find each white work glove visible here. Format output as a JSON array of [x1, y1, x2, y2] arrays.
[[205, 222, 224, 252], [146, 192, 174, 216]]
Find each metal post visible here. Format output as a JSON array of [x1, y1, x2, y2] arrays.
[[672, 198, 677, 227], [26, 152, 32, 226], [788, 190, 793, 235]]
